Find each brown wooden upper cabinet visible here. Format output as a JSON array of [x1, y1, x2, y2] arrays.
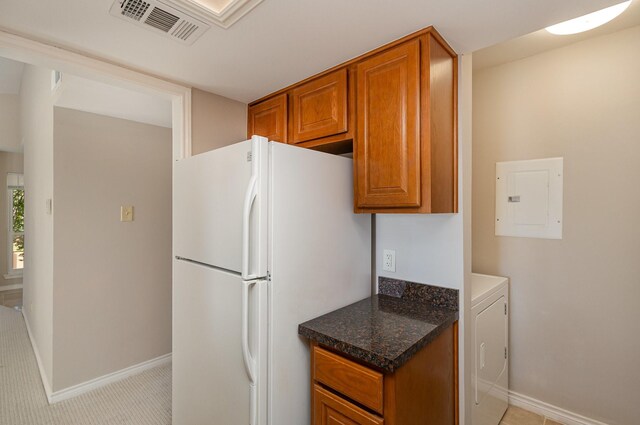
[[247, 93, 287, 142], [356, 39, 422, 210], [355, 33, 457, 213], [291, 69, 348, 144], [247, 27, 457, 213]]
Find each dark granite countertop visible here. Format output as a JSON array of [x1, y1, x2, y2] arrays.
[[298, 293, 458, 373]]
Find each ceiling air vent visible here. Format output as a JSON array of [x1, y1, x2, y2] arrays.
[[145, 7, 180, 32], [109, 0, 210, 45], [122, 0, 150, 21]]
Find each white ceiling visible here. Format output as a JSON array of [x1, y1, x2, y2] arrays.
[[0, 0, 623, 103], [474, 0, 640, 71], [55, 74, 173, 128], [0, 56, 24, 94]]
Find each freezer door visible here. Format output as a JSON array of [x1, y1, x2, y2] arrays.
[[174, 136, 268, 277], [173, 260, 267, 425]]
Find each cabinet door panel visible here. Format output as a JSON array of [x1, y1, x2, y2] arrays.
[[248, 94, 287, 142], [356, 40, 421, 208], [314, 385, 383, 425], [292, 69, 348, 143]]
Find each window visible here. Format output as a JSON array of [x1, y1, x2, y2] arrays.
[[7, 173, 24, 276]]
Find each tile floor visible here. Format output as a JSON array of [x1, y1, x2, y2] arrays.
[[500, 406, 565, 425]]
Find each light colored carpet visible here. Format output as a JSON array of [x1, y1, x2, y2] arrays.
[[0, 305, 172, 424]]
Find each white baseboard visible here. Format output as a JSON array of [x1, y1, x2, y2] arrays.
[[50, 352, 172, 404], [1, 283, 23, 290], [509, 390, 610, 425], [22, 311, 53, 403]]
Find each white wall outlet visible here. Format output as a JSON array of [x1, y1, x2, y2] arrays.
[[120, 206, 134, 222], [382, 249, 396, 272]]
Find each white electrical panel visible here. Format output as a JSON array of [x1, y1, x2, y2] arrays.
[[495, 158, 563, 239]]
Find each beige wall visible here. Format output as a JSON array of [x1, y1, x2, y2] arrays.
[[191, 88, 247, 155], [473, 26, 640, 425], [0, 94, 21, 152], [52, 107, 172, 391], [0, 152, 24, 287], [20, 64, 55, 391]]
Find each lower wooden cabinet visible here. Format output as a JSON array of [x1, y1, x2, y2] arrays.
[[314, 385, 384, 425], [311, 322, 458, 425], [313, 344, 384, 414]]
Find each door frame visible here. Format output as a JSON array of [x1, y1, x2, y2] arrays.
[[0, 28, 191, 403], [0, 29, 192, 160]]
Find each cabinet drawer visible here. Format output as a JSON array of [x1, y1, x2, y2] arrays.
[[313, 346, 384, 414], [314, 384, 383, 425]]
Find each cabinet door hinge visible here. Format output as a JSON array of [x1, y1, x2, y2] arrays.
[[505, 304, 507, 315], [505, 347, 508, 359]]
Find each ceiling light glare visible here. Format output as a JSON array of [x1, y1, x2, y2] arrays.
[[546, 1, 632, 35]]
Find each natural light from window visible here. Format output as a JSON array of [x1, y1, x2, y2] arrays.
[[7, 173, 24, 276]]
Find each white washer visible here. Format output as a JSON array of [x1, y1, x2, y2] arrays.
[[471, 273, 509, 425]]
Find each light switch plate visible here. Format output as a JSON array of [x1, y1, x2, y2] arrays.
[[120, 206, 134, 222]]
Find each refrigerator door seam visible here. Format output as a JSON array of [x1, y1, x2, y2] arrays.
[[175, 256, 241, 276]]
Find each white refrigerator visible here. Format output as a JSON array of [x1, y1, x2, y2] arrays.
[[173, 136, 371, 425]]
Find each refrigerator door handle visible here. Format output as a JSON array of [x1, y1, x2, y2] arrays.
[[241, 174, 258, 280], [241, 279, 257, 383], [242, 278, 260, 425]]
